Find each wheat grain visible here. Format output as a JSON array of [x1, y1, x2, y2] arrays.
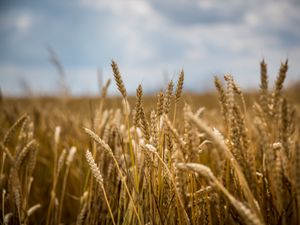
[[133, 84, 143, 127], [3, 114, 28, 147], [175, 70, 184, 103], [111, 60, 127, 99], [163, 80, 174, 114], [86, 150, 103, 186], [272, 60, 288, 117], [259, 60, 269, 115], [214, 77, 228, 129], [156, 90, 164, 117]]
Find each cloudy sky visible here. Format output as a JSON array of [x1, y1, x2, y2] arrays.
[[0, 0, 300, 96]]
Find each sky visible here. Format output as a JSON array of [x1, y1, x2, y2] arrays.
[[0, 0, 300, 96]]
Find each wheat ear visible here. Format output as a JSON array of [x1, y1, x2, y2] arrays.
[[163, 80, 174, 114], [111, 60, 127, 99], [85, 150, 116, 225]]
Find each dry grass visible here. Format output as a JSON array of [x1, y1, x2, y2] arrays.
[[0, 60, 300, 225]]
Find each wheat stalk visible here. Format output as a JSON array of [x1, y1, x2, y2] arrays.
[[187, 112, 264, 221], [84, 128, 143, 225], [177, 163, 264, 225]]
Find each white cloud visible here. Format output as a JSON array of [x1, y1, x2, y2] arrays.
[[79, 0, 158, 19], [78, 0, 168, 65], [77, 0, 300, 90], [244, 12, 260, 26], [197, 1, 215, 10], [15, 14, 32, 32], [244, 1, 300, 31], [0, 11, 34, 33]]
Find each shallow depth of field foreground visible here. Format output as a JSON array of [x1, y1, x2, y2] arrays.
[[1, 60, 300, 225]]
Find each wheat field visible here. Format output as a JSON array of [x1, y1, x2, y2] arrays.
[[1, 60, 300, 225]]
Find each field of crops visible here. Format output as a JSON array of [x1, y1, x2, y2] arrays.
[[1, 60, 300, 225]]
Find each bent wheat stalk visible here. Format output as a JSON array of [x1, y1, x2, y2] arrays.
[[187, 112, 264, 223], [177, 163, 264, 225]]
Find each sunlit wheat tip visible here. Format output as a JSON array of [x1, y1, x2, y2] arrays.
[[66, 146, 77, 166]]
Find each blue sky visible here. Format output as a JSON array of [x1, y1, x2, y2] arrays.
[[0, 0, 300, 96]]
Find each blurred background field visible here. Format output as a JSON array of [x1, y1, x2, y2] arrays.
[[1, 0, 300, 224], [1, 70, 300, 224]]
